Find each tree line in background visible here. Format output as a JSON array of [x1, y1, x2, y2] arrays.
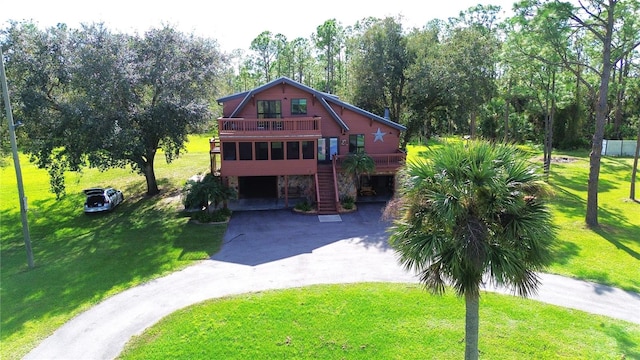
[[1, 0, 639, 226], [228, 1, 639, 149]]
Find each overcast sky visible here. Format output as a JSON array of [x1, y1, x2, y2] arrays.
[[3, 0, 518, 53]]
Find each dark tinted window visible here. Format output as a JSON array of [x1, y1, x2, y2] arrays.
[[287, 141, 300, 159], [302, 141, 315, 159], [271, 142, 284, 160], [239, 142, 253, 160], [223, 142, 236, 160], [256, 142, 269, 160]]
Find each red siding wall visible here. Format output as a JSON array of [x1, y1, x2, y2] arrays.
[[227, 84, 402, 156], [325, 102, 402, 155]]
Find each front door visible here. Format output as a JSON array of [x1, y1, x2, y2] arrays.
[[318, 137, 338, 163]]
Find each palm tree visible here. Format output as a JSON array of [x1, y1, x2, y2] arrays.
[[340, 152, 375, 196], [183, 174, 236, 212], [385, 141, 556, 360]]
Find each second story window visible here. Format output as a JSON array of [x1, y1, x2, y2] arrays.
[[257, 100, 282, 119], [349, 134, 365, 153], [291, 98, 307, 115]]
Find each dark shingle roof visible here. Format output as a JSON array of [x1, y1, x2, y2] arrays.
[[217, 77, 406, 132]]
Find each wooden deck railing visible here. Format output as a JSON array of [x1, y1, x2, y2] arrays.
[[218, 117, 321, 136], [334, 152, 406, 170]]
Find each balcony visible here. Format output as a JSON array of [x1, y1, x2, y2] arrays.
[[334, 151, 406, 173], [218, 117, 322, 138]]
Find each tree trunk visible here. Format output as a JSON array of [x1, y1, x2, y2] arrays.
[[504, 78, 511, 143], [465, 292, 480, 360], [544, 113, 552, 180], [470, 111, 477, 139], [543, 71, 556, 181], [144, 151, 160, 196], [545, 72, 556, 181], [613, 65, 623, 139], [631, 123, 640, 200], [586, 1, 615, 227], [613, 57, 629, 139]]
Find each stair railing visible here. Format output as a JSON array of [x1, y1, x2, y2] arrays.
[[314, 173, 321, 206], [332, 155, 340, 211]]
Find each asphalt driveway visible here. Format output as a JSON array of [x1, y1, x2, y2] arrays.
[[25, 203, 640, 360], [215, 203, 393, 266]]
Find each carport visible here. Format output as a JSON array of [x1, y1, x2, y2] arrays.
[[238, 176, 278, 199]]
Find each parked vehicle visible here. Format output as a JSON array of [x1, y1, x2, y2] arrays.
[[83, 188, 124, 213]]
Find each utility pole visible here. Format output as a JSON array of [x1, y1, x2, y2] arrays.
[[1, 47, 34, 268]]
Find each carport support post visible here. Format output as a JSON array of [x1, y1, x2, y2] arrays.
[[1, 48, 34, 269], [284, 175, 289, 207]]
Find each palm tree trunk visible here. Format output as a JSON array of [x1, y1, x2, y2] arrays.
[[465, 292, 480, 360]]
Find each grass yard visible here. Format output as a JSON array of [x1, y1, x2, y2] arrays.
[[1, 136, 639, 359], [545, 151, 640, 292], [0, 135, 223, 359], [407, 141, 640, 292], [118, 283, 640, 360]]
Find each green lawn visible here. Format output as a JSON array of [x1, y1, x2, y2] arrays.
[[545, 152, 640, 292], [0, 135, 223, 359], [407, 142, 640, 292], [118, 283, 640, 360], [1, 137, 638, 359]]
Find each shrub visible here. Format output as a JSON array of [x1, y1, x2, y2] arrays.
[[182, 174, 236, 211], [295, 200, 313, 212], [341, 196, 355, 210]]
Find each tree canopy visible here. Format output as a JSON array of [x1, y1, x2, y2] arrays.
[[2, 22, 227, 196]]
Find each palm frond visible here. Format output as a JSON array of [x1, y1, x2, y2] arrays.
[[387, 140, 556, 298]]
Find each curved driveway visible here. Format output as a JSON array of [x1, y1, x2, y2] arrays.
[[25, 203, 640, 360]]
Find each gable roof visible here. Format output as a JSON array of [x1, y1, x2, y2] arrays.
[[217, 77, 407, 132]]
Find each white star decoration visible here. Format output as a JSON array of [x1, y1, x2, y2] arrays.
[[372, 128, 387, 142]]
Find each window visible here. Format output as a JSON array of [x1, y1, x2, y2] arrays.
[[291, 98, 307, 115], [222, 142, 236, 160], [255, 142, 269, 160], [302, 141, 315, 159], [349, 134, 365, 153], [287, 141, 300, 159], [239, 142, 253, 160], [271, 142, 284, 160], [257, 100, 282, 118]]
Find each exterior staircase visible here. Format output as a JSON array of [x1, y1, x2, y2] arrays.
[[316, 164, 338, 214]]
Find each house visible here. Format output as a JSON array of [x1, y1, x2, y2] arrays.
[[210, 77, 406, 214]]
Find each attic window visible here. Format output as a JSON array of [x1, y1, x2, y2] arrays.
[[257, 100, 282, 119], [291, 99, 307, 115]]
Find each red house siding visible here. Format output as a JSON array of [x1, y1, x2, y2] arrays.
[[214, 77, 406, 210]]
